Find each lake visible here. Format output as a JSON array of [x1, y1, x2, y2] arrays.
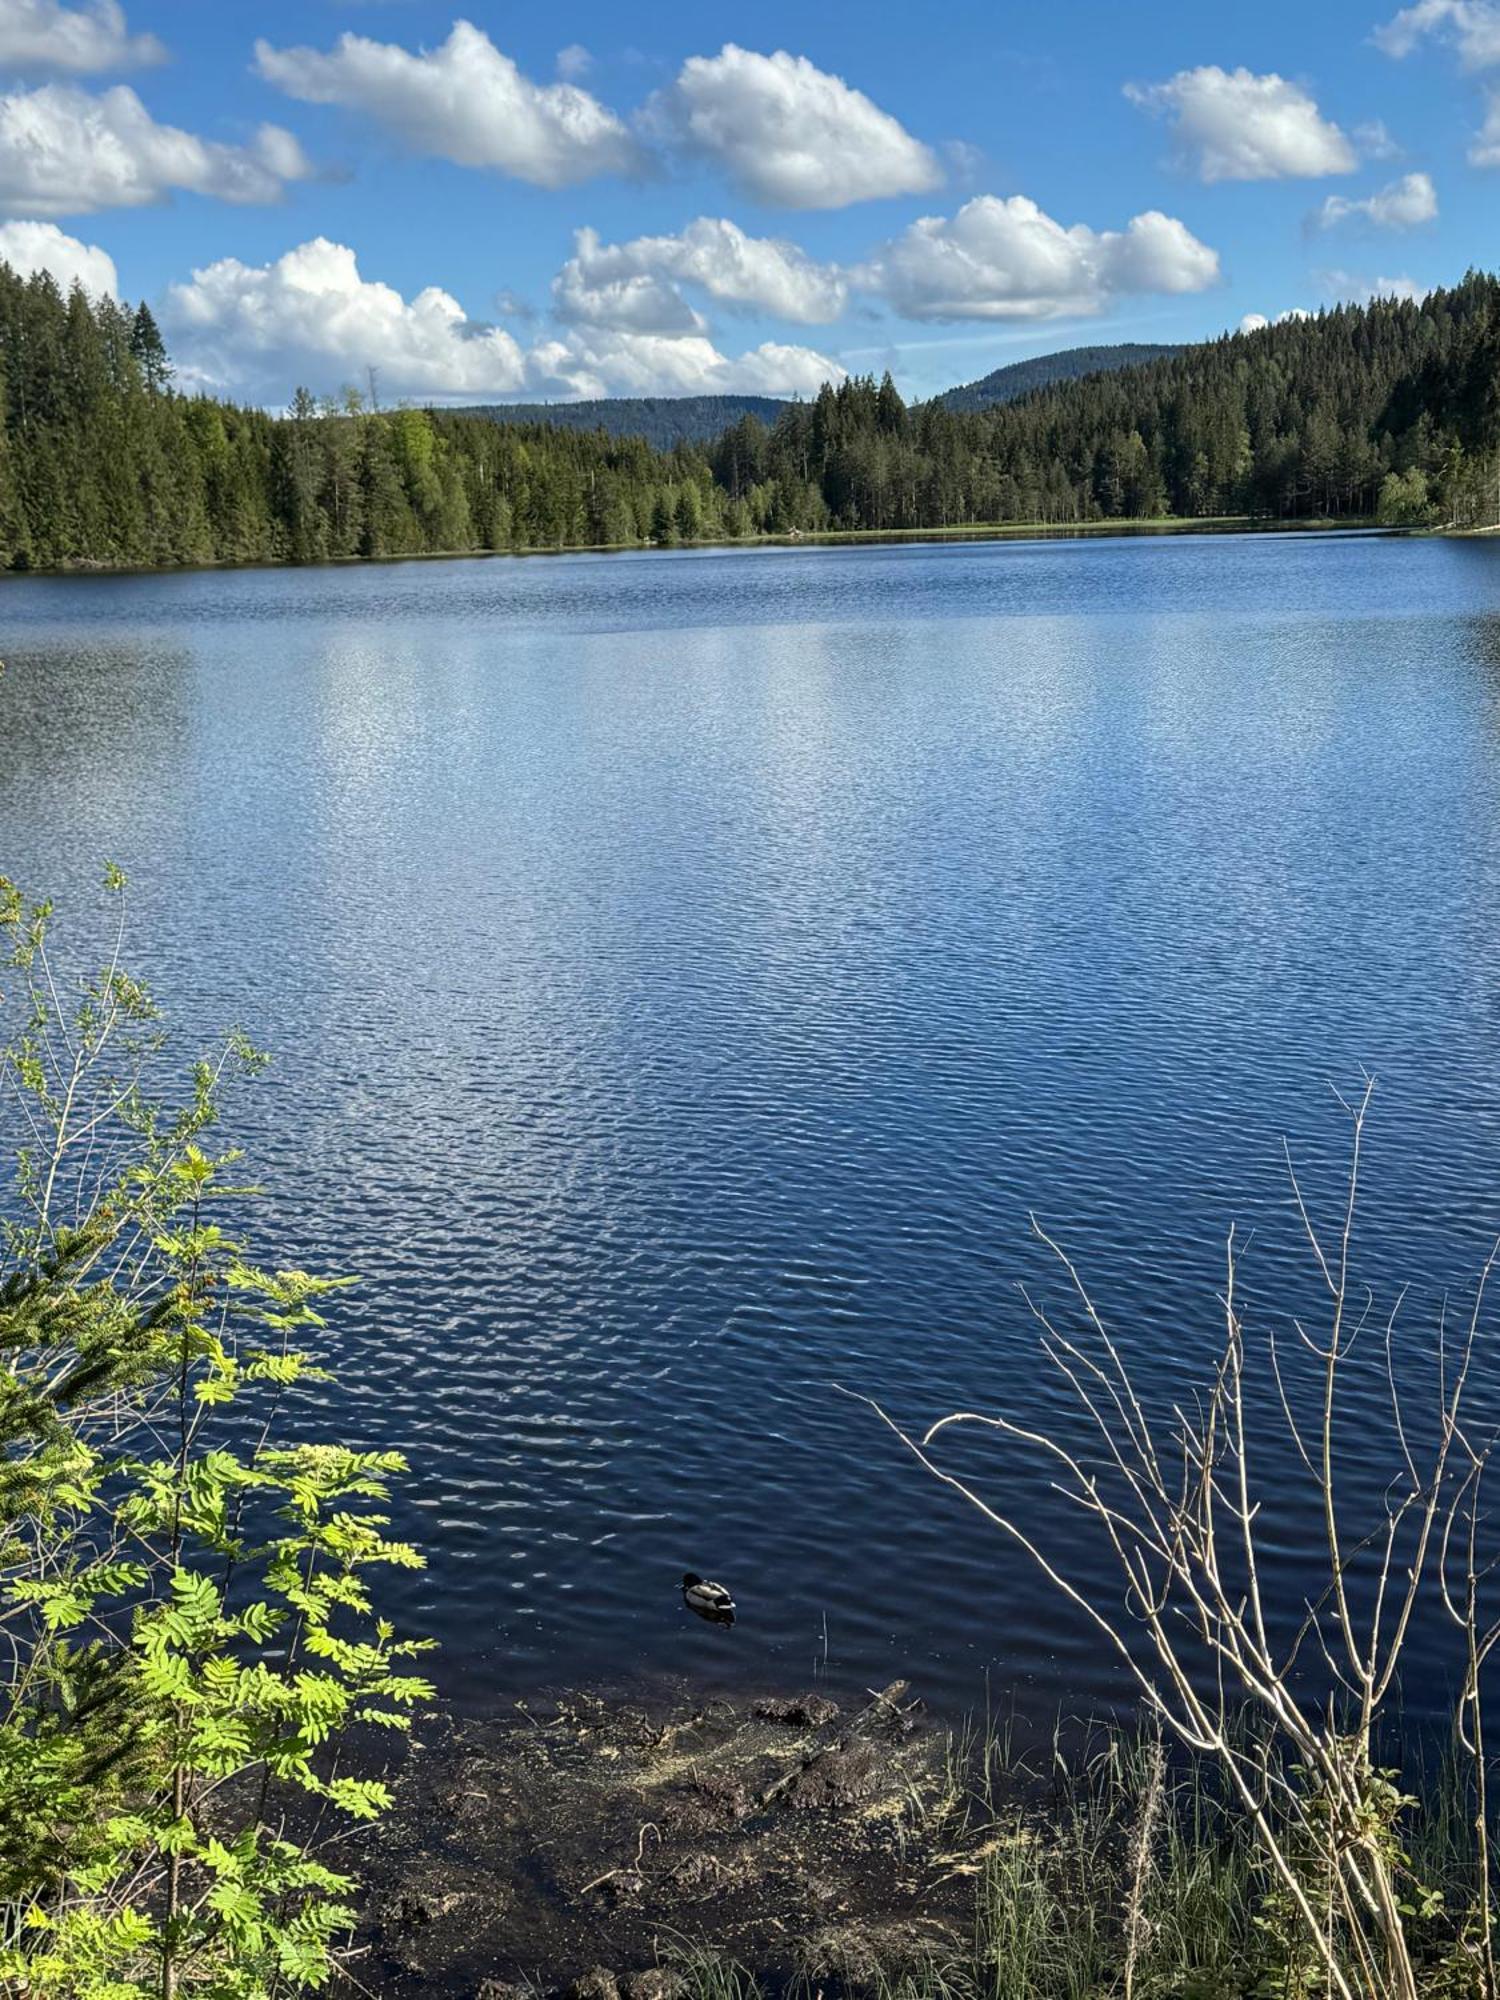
[[3, 530, 1500, 1725]]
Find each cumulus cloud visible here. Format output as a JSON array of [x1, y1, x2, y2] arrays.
[[1239, 307, 1312, 331], [1319, 270, 1428, 304], [553, 245, 705, 336], [1315, 169, 1438, 227], [1373, 0, 1500, 66], [553, 218, 847, 333], [253, 20, 644, 188], [555, 43, 591, 81], [165, 238, 531, 400], [0, 82, 312, 214], [1471, 87, 1500, 159], [852, 195, 1219, 322], [0, 0, 162, 73], [648, 44, 942, 208], [1125, 66, 1357, 181], [0, 216, 115, 292], [526, 326, 842, 399], [163, 235, 844, 405]]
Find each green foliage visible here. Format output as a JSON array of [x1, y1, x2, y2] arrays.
[[2, 262, 1498, 567], [1377, 468, 1439, 527], [939, 342, 1185, 413], [745, 279, 1495, 531], [0, 874, 433, 1996], [465, 393, 788, 448]]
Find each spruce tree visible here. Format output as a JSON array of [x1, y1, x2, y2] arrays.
[[128, 301, 171, 395]]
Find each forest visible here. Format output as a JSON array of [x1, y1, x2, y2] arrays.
[[0, 261, 1497, 571], [936, 341, 1182, 412], [467, 393, 787, 448]]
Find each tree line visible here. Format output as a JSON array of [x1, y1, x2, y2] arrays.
[[937, 342, 1182, 414], [1, 261, 1497, 573]]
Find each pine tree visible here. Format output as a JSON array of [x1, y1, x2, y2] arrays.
[[128, 301, 171, 395], [3, 257, 1500, 572]]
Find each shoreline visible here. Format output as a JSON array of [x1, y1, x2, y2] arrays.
[[0, 514, 1394, 584], [340, 1673, 1475, 2000], [353, 1678, 957, 1999]]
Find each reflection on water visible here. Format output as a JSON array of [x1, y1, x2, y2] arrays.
[[2, 532, 1500, 1722]]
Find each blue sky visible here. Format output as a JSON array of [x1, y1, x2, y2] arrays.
[[0, 0, 1496, 404]]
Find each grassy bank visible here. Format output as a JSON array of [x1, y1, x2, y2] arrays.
[[644, 1715, 1480, 2000], [351, 1677, 1488, 2000]]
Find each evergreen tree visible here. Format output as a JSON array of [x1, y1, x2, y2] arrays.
[[1, 261, 1498, 574], [128, 301, 171, 394]]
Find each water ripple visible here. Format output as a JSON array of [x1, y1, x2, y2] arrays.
[[2, 534, 1500, 1722]]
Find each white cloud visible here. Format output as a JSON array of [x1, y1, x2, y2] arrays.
[[553, 245, 705, 336], [1238, 307, 1312, 331], [1125, 66, 1357, 181], [555, 43, 591, 81], [1102, 210, 1222, 292], [1373, 0, 1500, 66], [165, 238, 531, 401], [649, 44, 942, 208], [163, 235, 844, 405], [1318, 268, 1428, 304], [527, 326, 842, 399], [0, 0, 162, 73], [852, 195, 1219, 322], [0, 82, 312, 214], [1352, 117, 1403, 157], [553, 218, 847, 333], [253, 20, 644, 189], [1315, 169, 1437, 227], [1472, 86, 1500, 159], [0, 216, 115, 292]]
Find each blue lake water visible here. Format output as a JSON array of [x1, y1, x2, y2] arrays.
[[4, 530, 1500, 1723]]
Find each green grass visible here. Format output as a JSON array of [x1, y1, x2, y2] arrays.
[[656, 1716, 1485, 2000]]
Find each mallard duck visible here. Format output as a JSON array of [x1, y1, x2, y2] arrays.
[[681, 1572, 735, 1624]]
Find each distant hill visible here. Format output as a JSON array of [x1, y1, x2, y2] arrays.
[[460, 352, 1185, 448], [463, 394, 788, 449], [938, 344, 1185, 413], [6, 265, 1498, 570]]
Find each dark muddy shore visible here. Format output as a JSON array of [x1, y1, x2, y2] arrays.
[[344, 1682, 988, 2000]]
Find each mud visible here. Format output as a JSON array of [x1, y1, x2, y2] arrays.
[[345, 1681, 981, 1999]]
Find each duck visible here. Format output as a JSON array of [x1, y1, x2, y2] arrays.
[[681, 1572, 735, 1624]]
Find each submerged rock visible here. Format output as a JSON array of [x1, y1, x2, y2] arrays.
[[623, 1970, 685, 2000], [753, 1693, 839, 1728], [686, 1767, 748, 1821], [352, 1680, 960, 1997], [568, 1969, 620, 2000], [784, 1739, 882, 1810]]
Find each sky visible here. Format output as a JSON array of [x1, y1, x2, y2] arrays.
[[0, 0, 1496, 407]]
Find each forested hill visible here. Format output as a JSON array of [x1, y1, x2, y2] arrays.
[[464, 394, 786, 448], [948, 277, 1499, 526], [466, 355, 1181, 441], [463, 353, 1176, 443], [939, 343, 1183, 412], [0, 264, 1497, 572]]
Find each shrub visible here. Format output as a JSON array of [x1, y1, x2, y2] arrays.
[[0, 872, 433, 1997]]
